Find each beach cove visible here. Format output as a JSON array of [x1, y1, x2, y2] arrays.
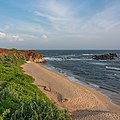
[[23, 62, 120, 120]]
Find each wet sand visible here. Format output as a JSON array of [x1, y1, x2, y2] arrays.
[[22, 62, 120, 120]]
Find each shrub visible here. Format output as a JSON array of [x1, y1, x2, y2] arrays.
[[0, 55, 71, 120]]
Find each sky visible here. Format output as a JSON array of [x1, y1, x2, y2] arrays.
[[0, 0, 120, 50]]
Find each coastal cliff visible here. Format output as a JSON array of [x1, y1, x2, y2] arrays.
[[0, 48, 71, 120], [0, 48, 46, 63]]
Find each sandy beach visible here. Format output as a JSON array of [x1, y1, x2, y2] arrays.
[[23, 62, 120, 120]]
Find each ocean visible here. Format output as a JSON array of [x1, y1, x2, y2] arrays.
[[38, 50, 120, 106]]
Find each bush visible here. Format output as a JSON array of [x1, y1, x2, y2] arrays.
[[0, 55, 71, 120]]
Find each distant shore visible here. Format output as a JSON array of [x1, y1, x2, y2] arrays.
[[23, 62, 120, 120]]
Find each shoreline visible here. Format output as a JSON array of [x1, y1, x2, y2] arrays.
[[23, 62, 120, 120], [43, 63, 120, 107], [42, 63, 120, 107]]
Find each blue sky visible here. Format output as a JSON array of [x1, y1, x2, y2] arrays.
[[0, 0, 120, 49]]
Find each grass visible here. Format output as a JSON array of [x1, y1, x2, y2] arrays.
[[0, 52, 71, 120]]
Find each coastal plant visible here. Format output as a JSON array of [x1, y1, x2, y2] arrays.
[[0, 53, 71, 120]]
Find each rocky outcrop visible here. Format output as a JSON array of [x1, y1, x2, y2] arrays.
[[0, 48, 46, 63], [92, 53, 118, 60], [20, 50, 46, 63], [0, 48, 9, 57]]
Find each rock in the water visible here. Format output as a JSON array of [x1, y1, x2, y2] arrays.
[[92, 53, 118, 60]]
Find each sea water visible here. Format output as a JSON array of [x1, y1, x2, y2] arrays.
[[38, 50, 120, 106]]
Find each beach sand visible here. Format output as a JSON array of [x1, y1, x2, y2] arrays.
[[22, 62, 120, 120]]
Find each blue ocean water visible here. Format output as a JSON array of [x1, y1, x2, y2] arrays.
[[38, 50, 120, 106]]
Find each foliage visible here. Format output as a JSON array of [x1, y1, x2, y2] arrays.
[[0, 55, 71, 120]]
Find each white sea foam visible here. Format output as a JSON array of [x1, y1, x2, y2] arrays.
[[106, 66, 120, 71], [44, 57, 62, 61], [90, 62, 108, 65], [68, 58, 92, 61], [59, 54, 76, 57], [44, 57, 92, 61], [82, 54, 94, 56], [89, 83, 99, 88]]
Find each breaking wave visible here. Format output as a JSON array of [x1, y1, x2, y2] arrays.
[[44, 57, 92, 61], [106, 66, 120, 71]]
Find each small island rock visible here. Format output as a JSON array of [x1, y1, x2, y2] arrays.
[[92, 53, 118, 60]]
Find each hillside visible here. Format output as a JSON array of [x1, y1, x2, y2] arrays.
[[0, 48, 46, 63], [0, 48, 71, 120]]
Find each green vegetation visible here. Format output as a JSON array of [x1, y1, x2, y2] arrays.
[[0, 53, 71, 120]]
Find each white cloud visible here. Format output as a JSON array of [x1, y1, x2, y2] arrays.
[[35, 0, 72, 18], [41, 34, 48, 41], [0, 32, 6, 39], [1, 0, 120, 49], [34, 0, 77, 33], [81, 4, 120, 33], [34, 1, 120, 35], [9, 35, 24, 42], [0, 30, 25, 42]]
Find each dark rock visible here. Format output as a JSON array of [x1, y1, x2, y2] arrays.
[[92, 53, 118, 60], [43, 86, 51, 92]]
